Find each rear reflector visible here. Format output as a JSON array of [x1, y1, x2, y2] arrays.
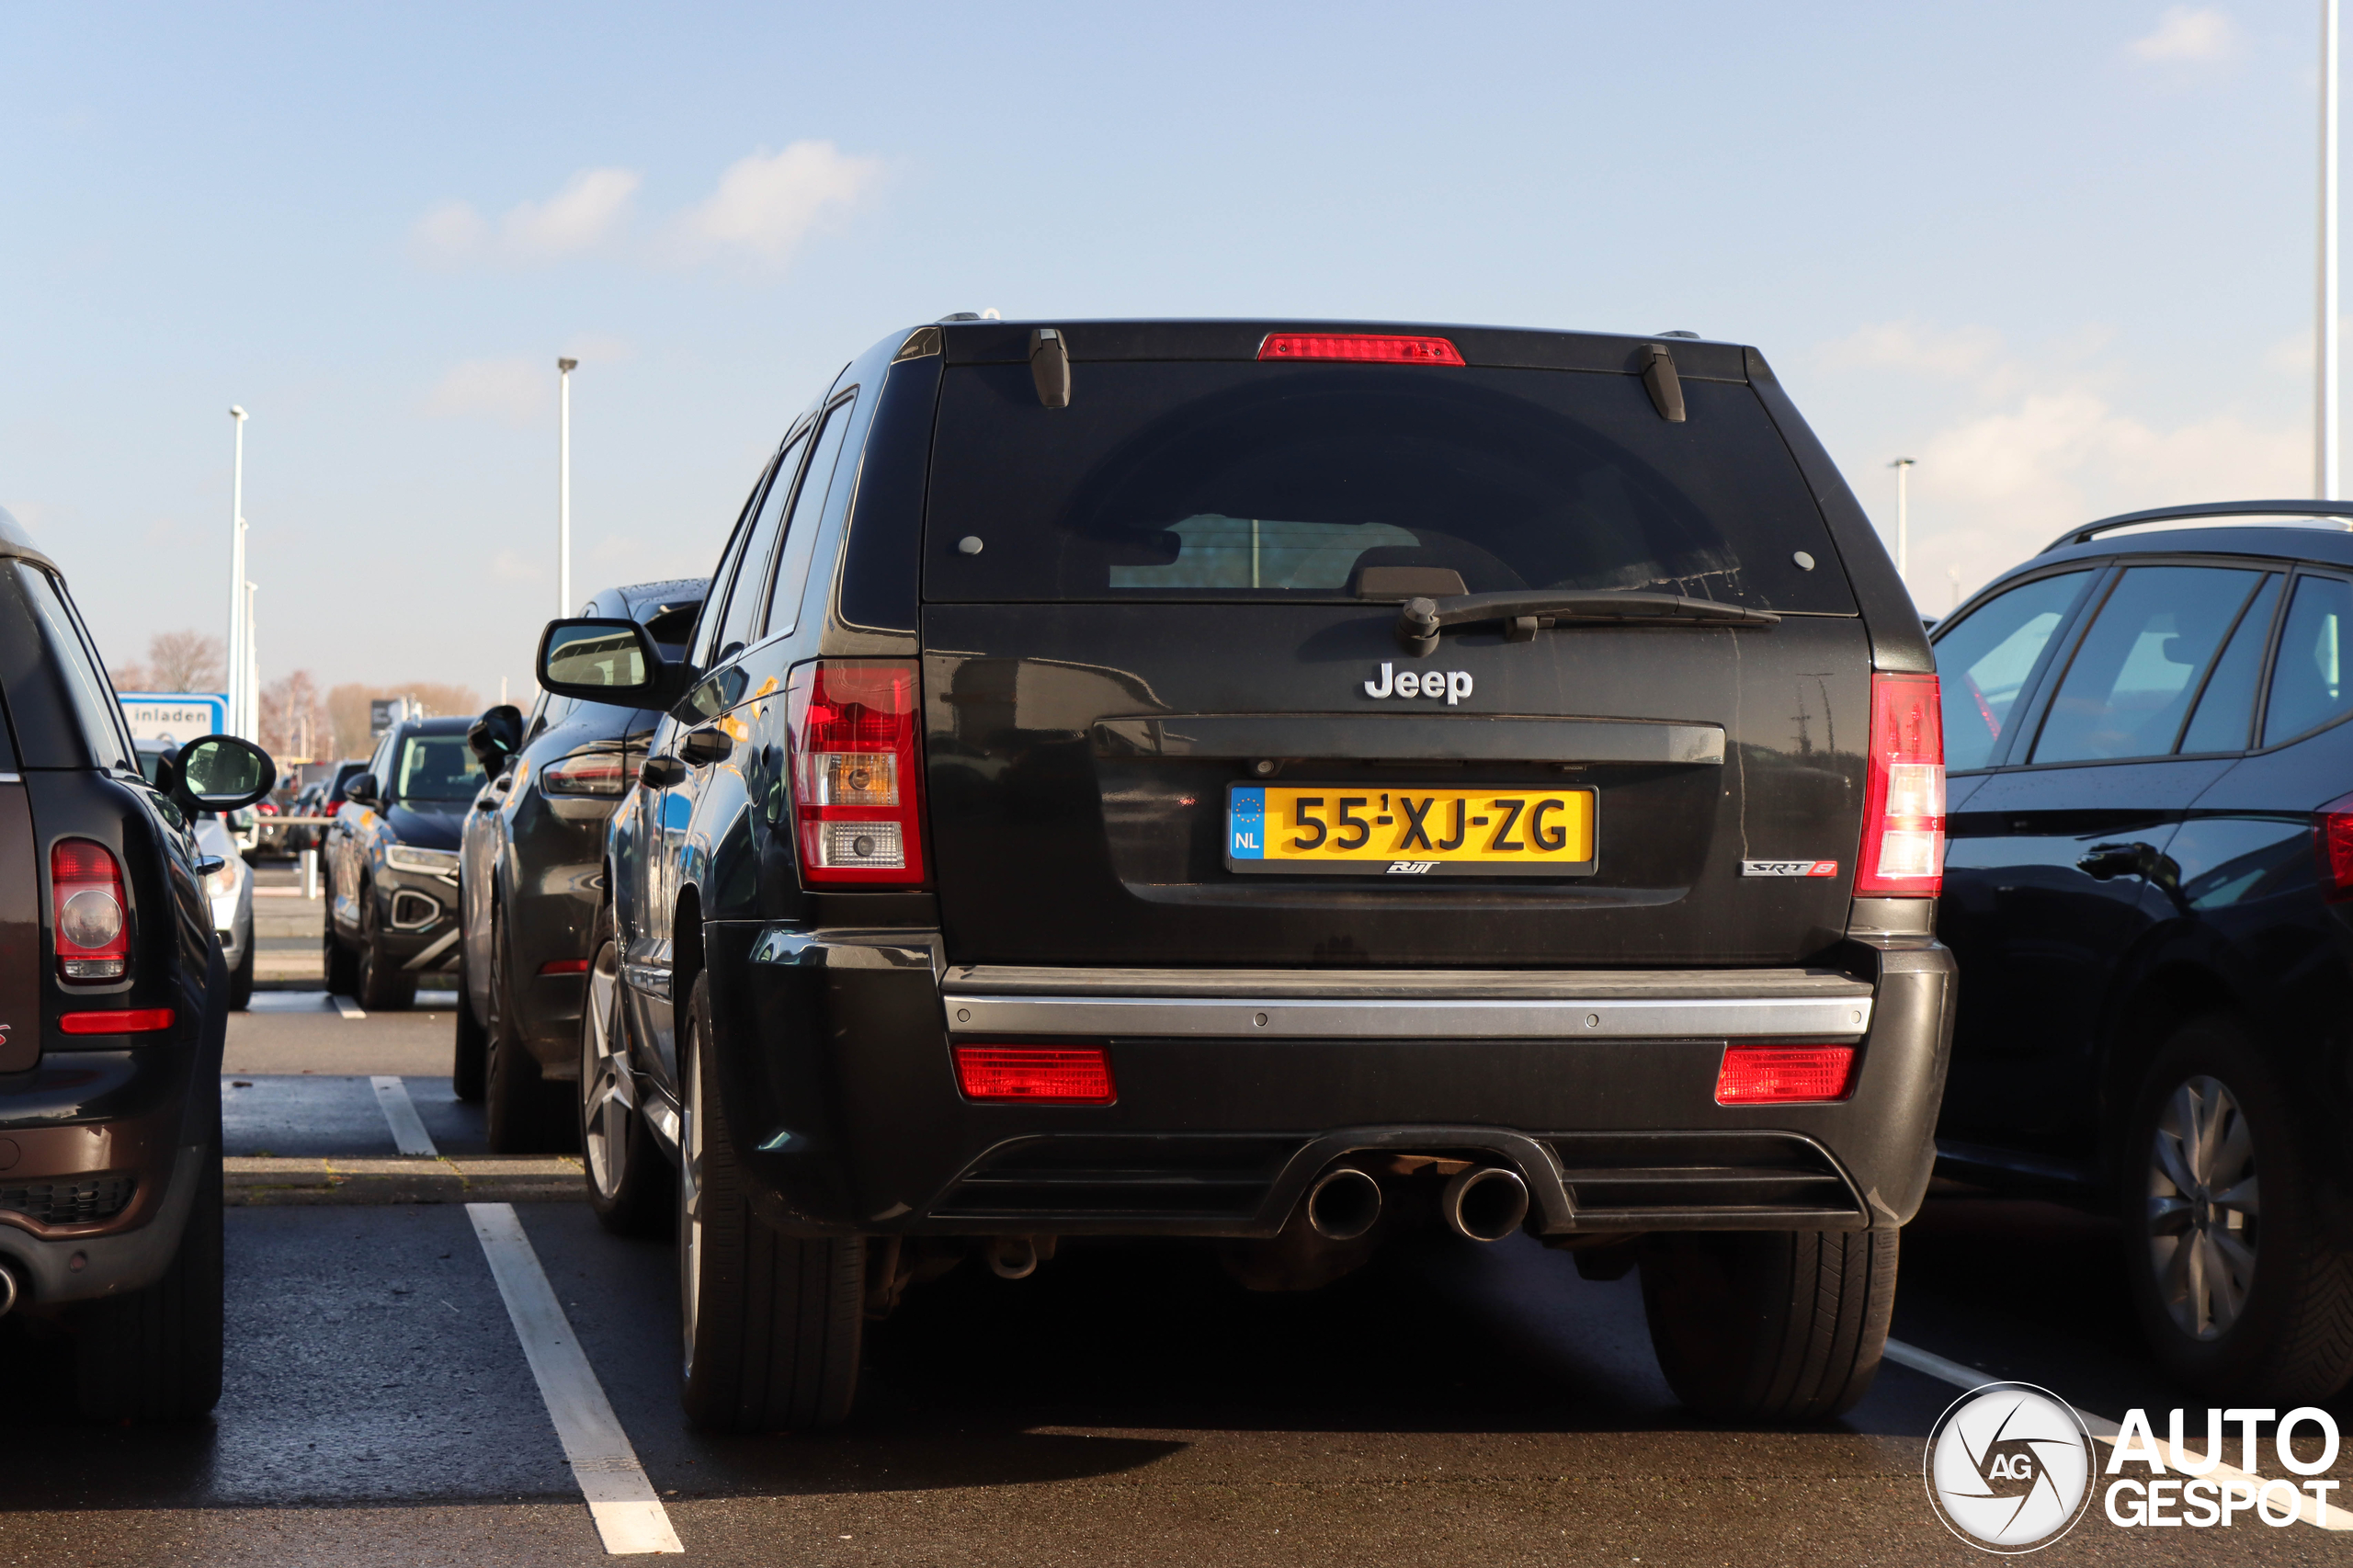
[[786, 660, 927, 885], [60, 1007, 174, 1036], [953, 1046, 1116, 1105], [52, 838, 130, 983], [1257, 333, 1465, 366], [1855, 672, 1945, 897], [1715, 1045, 1857, 1105], [538, 958, 590, 975]]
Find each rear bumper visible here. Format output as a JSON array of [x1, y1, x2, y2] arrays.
[[702, 927, 1956, 1239]]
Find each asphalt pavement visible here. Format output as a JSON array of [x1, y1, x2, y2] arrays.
[[1, 867, 2348, 1563]]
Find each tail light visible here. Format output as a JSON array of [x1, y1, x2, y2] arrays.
[[1257, 333, 1465, 366], [1855, 672, 1945, 897], [60, 1007, 174, 1035], [541, 749, 629, 797], [2315, 791, 2353, 899], [953, 1046, 1117, 1105], [785, 660, 926, 884], [1715, 1045, 1857, 1105], [52, 839, 130, 983]]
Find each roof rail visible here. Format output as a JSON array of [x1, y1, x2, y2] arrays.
[[2043, 499, 2353, 554]]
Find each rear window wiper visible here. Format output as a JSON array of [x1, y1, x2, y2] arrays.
[[1396, 589, 1779, 653]]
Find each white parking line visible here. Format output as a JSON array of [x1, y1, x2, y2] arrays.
[[1883, 1335, 2347, 1530], [332, 995, 366, 1020], [467, 1202, 684, 1555], [369, 1075, 438, 1157]]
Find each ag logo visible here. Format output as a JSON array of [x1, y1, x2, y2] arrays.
[[1925, 1381, 2095, 1552]]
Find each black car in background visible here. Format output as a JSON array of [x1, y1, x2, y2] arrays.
[[322, 717, 483, 1009], [1932, 500, 2353, 1403], [455, 578, 705, 1149], [0, 508, 275, 1419], [536, 317, 1956, 1432]]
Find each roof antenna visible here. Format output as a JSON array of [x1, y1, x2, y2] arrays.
[[1030, 328, 1072, 409], [1639, 343, 1687, 423]]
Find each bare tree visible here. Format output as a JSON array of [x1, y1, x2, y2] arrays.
[[142, 630, 225, 692], [259, 671, 331, 764], [324, 681, 487, 761]]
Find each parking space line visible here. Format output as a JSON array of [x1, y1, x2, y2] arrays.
[[333, 995, 366, 1020], [369, 1075, 438, 1157], [467, 1202, 684, 1556], [1884, 1335, 2347, 1530]]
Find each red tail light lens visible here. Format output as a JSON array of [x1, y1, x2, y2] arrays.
[[1257, 333, 1465, 366], [538, 957, 591, 975], [60, 1007, 174, 1035], [541, 750, 629, 797], [1856, 672, 1945, 897], [1715, 1045, 1857, 1105], [2316, 791, 2353, 899], [785, 660, 926, 885], [52, 839, 129, 983], [953, 1046, 1117, 1105]]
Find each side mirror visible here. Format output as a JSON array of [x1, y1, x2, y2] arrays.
[[343, 772, 381, 806], [171, 734, 276, 815], [538, 619, 675, 706], [469, 703, 524, 771]]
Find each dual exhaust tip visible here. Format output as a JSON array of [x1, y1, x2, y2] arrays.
[[1303, 1162, 1529, 1244]]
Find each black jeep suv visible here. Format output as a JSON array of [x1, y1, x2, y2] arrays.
[[536, 318, 1956, 1430], [0, 509, 274, 1419]]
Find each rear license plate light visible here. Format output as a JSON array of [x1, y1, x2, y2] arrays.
[[1714, 1044, 1857, 1105], [953, 1046, 1117, 1105]]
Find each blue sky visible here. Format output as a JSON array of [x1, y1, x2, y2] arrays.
[[0, 2, 2335, 699]]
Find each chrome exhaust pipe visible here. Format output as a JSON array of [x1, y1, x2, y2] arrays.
[[1441, 1165, 1529, 1243], [985, 1235, 1040, 1279], [1304, 1166, 1382, 1242], [0, 1264, 19, 1318]]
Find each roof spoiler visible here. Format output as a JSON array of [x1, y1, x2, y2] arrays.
[[2042, 498, 2353, 554]]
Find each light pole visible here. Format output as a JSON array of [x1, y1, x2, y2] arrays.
[[244, 581, 259, 741], [1890, 458, 1916, 585], [557, 358, 577, 618], [226, 406, 248, 739], [2324, 0, 2342, 500]]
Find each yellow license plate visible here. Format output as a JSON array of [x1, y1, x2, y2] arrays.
[[1226, 784, 1597, 877]]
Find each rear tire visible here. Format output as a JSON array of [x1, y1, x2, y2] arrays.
[[323, 875, 360, 997], [70, 1149, 223, 1422], [451, 956, 488, 1103], [1639, 1226, 1897, 1422], [354, 886, 416, 1012], [677, 972, 863, 1432], [226, 937, 255, 1012], [582, 903, 669, 1235], [484, 911, 571, 1153], [2120, 1014, 2353, 1403]]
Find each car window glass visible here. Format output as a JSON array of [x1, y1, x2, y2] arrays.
[[1933, 571, 2089, 771], [14, 563, 134, 770], [2031, 565, 2261, 765], [765, 396, 857, 639], [690, 469, 772, 669], [2263, 574, 2353, 745], [2178, 574, 2283, 754], [712, 431, 812, 658], [395, 733, 486, 801]]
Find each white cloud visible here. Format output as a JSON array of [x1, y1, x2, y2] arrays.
[[1821, 320, 2006, 381], [2129, 6, 2239, 62], [666, 142, 883, 268], [491, 549, 542, 583], [410, 168, 639, 267], [423, 358, 548, 427]]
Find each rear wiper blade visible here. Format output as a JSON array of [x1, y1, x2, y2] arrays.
[[1396, 590, 1778, 654]]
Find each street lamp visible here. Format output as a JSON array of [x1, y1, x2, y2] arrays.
[[226, 406, 248, 740], [1890, 458, 1916, 585], [557, 358, 578, 618]]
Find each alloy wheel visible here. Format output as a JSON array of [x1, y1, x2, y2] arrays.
[[2146, 1074, 2261, 1340], [579, 937, 631, 1200]]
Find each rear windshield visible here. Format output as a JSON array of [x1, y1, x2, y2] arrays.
[[923, 362, 1854, 612]]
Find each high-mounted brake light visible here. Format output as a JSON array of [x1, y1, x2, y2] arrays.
[[785, 660, 926, 885], [1715, 1045, 1857, 1105], [953, 1046, 1117, 1105], [52, 839, 129, 983], [1257, 333, 1465, 366], [541, 750, 629, 797], [2314, 791, 2353, 900], [1855, 672, 1945, 897]]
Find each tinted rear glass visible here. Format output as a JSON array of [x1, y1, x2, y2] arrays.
[[394, 733, 484, 801], [923, 362, 1854, 612]]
